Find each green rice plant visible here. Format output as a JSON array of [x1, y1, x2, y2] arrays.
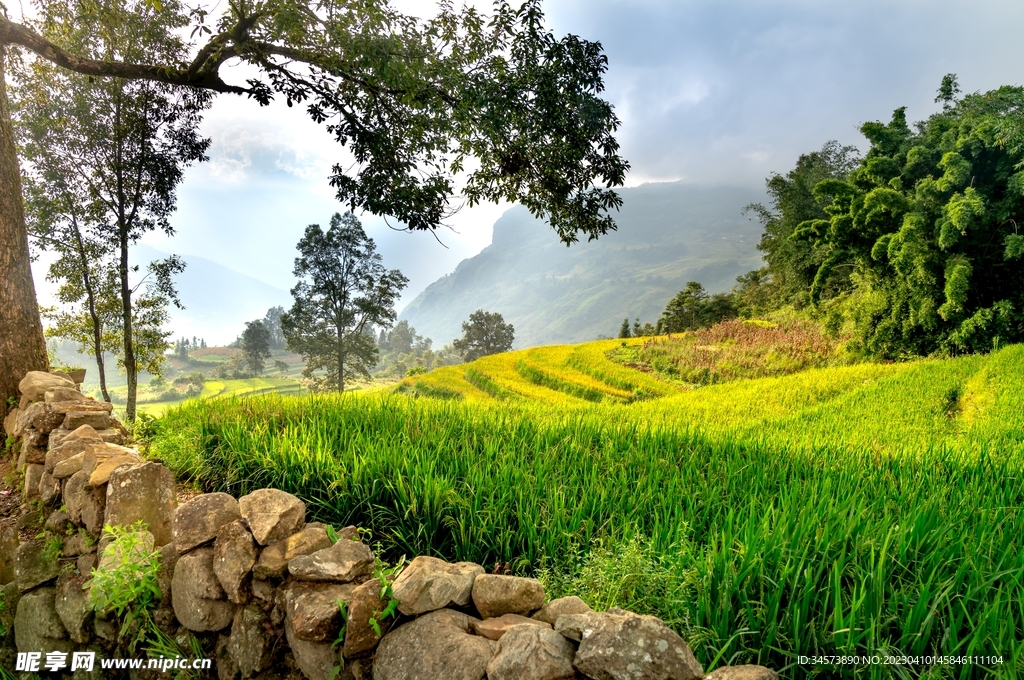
[[148, 344, 1024, 678]]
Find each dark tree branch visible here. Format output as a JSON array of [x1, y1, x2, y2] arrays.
[[0, 14, 246, 94]]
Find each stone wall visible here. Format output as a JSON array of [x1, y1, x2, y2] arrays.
[[1, 370, 779, 680]]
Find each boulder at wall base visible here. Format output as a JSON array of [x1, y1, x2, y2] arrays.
[[238, 487, 307, 546], [228, 605, 274, 678], [14, 587, 73, 655], [157, 543, 180, 609], [372, 609, 497, 680], [104, 461, 177, 547], [471, 574, 546, 619], [288, 537, 375, 583], [253, 526, 332, 580], [173, 492, 242, 554], [0, 523, 17, 584], [19, 370, 75, 402], [55, 570, 94, 644], [343, 578, 392, 659], [2, 407, 18, 437], [14, 539, 60, 591], [172, 547, 237, 632], [557, 609, 704, 680], [283, 581, 357, 642], [389, 555, 484, 616], [285, 619, 341, 680], [486, 623, 578, 680], [0, 582, 21, 642], [214, 519, 259, 604], [703, 665, 780, 680]]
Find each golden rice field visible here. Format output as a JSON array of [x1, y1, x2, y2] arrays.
[[151, 332, 1024, 678]]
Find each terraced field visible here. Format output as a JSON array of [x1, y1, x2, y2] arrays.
[[135, 378, 306, 416], [399, 337, 681, 404]]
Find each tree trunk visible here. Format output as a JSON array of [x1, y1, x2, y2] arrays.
[[119, 234, 136, 420], [71, 222, 110, 402], [0, 44, 48, 409], [338, 330, 345, 392]]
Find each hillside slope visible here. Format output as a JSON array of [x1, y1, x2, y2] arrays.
[[399, 182, 764, 348]]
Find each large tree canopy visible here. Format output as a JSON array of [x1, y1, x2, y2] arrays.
[[0, 0, 628, 406], [795, 80, 1024, 357]]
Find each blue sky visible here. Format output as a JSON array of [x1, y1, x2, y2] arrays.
[[35, 0, 1024, 343]]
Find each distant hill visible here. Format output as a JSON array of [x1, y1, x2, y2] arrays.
[[399, 182, 765, 348], [134, 244, 292, 345]]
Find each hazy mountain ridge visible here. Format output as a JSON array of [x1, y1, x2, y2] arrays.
[[399, 182, 766, 348]]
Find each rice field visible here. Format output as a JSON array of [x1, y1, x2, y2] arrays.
[[147, 341, 1024, 678]]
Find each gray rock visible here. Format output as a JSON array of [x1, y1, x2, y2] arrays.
[[172, 547, 237, 632], [156, 542, 180, 608], [228, 605, 273, 678], [238, 488, 307, 546], [0, 524, 17, 584], [53, 452, 85, 479], [87, 452, 141, 487], [19, 370, 75, 402], [471, 574, 545, 619], [283, 581, 357, 642], [44, 510, 72, 534], [81, 484, 107, 538], [285, 618, 340, 680], [105, 461, 176, 546], [213, 520, 259, 604], [80, 441, 138, 478], [22, 428, 49, 461], [55, 570, 94, 643], [64, 469, 90, 524], [215, 633, 241, 680], [486, 624, 577, 680], [703, 665, 780, 680], [0, 582, 21, 640], [14, 539, 60, 591], [343, 578, 391, 659], [554, 610, 606, 642], [62, 531, 96, 558], [173, 492, 241, 554], [471, 613, 550, 641], [39, 469, 61, 506], [253, 526, 332, 580], [46, 437, 102, 474], [390, 556, 484, 616], [47, 423, 102, 451], [12, 402, 42, 437], [532, 595, 592, 626], [15, 587, 73, 655], [44, 387, 87, 405], [64, 411, 113, 431], [77, 552, 98, 576], [2, 406, 18, 438], [559, 610, 704, 680], [51, 400, 113, 416], [373, 608, 496, 680], [289, 538, 374, 583], [23, 463, 44, 501]]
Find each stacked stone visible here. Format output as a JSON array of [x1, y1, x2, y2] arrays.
[[1, 369, 780, 680]]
